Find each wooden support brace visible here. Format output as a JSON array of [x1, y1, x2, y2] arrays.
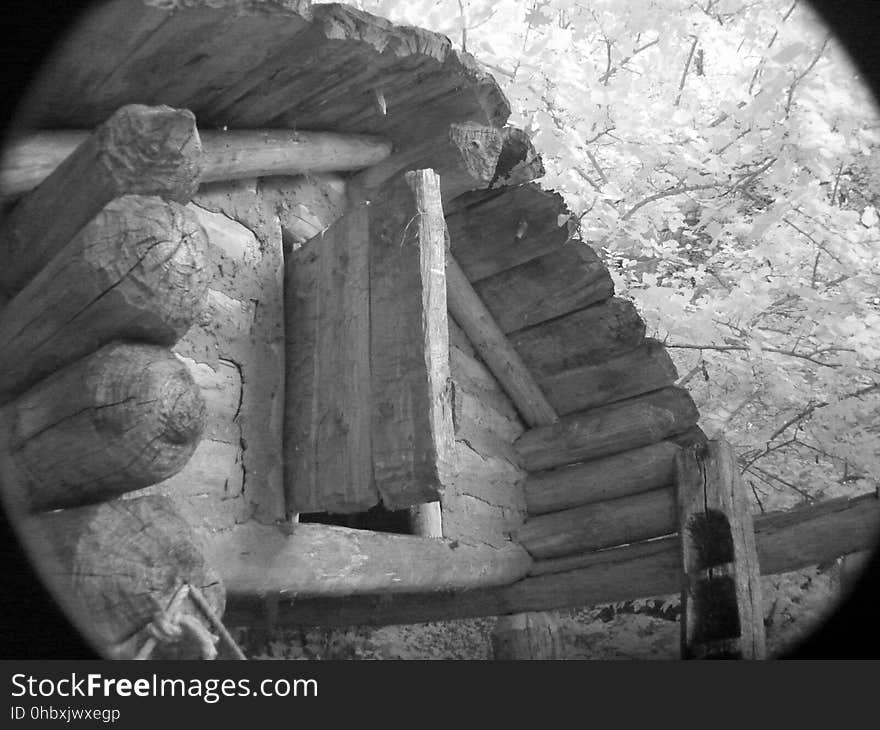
[[0, 104, 203, 294], [676, 440, 766, 659], [0, 195, 209, 403], [20, 495, 224, 659], [0, 343, 206, 513], [492, 612, 563, 660]]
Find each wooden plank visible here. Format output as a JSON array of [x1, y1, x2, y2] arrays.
[[473, 244, 613, 333], [1, 130, 393, 197], [446, 254, 557, 427], [509, 298, 646, 380], [446, 184, 570, 282], [0, 195, 209, 404], [492, 613, 563, 659], [538, 339, 679, 416], [201, 521, 533, 597], [222, 492, 880, 627], [525, 440, 681, 515], [514, 488, 678, 559], [20, 495, 224, 659], [284, 198, 374, 514], [0, 104, 202, 295], [0, 343, 206, 514], [515, 387, 699, 472], [677, 440, 766, 659], [369, 170, 456, 509]]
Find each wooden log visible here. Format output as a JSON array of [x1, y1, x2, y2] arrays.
[[677, 441, 765, 659], [515, 387, 699, 472], [357, 122, 502, 205], [224, 492, 880, 627], [510, 297, 646, 380], [0, 343, 206, 513], [446, 254, 557, 428], [446, 184, 570, 282], [410, 502, 443, 538], [1, 130, 393, 198], [492, 612, 563, 660], [489, 127, 545, 189], [526, 441, 681, 515], [21, 495, 224, 659], [368, 170, 456, 509], [514, 488, 678, 559], [0, 104, 202, 294], [284, 196, 374, 514], [0, 195, 209, 403], [202, 521, 533, 597], [473, 244, 613, 333], [538, 339, 679, 416]]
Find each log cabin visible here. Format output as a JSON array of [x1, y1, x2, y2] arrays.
[[0, 0, 877, 660]]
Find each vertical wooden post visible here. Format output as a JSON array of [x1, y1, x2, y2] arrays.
[[676, 440, 765, 659], [492, 612, 564, 659]]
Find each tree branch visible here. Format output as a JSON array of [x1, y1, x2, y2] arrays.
[[621, 183, 718, 220], [784, 35, 831, 117], [664, 342, 845, 368], [675, 36, 700, 107]]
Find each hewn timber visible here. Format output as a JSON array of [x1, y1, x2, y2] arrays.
[[677, 441, 765, 659], [510, 298, 646, 380], [490, 127, 545, 189], [1, 130, 393, 197], [21, 495, 224, 659], [514, 488, 678, 559], [18, 2, 510, 149], [446, 184, 570, 282], [446, 254, 557, 428], [492, 612, 563, 660], [473, 244, 613, 333], [357, 123, 502, 205], [515, 387, 699, 472], [221, 492, 880, 627], [0, 343, 206, 513], [284, 195, 374, 514], [368, 170, 457, 509], [0, 105, 202, 294], [538, 339, 679, 416], [525, 440, 681, 515], [0, 195, 209, 404], [410, 502, 443, 538], [202, 521, 533, 597]]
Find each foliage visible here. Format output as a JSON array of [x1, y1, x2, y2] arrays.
[[350, 0, 880, 512]]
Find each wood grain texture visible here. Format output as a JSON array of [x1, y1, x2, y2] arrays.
[[473, 243, 613, 333], [514, 488, 678, 558], [515, 386, 699, 472], [0, 343, 206, 513], [446, 254, 557, 428], [201, 520, 532, 596], [537, 338, 679, 416], [489, 127, 545, 189], [223, 492, 880, 626], [0, 195, 209, 404], [677, 440, 766, 659], [369, 170, 456, 509], [284, 198, 374, 514], [525, 440, 681, 515], [492, 612, 563, 659], [21, 495, 224, 659], [0, 104, 202, 294], [509, 297, 646, 380]]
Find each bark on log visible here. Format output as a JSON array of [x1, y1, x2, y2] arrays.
[[514, 488, 678, 559], [446, 254, 557, 428], [368, 171, 457, 509], [202, 521, 533, 597], [0, 195, 209, 404], [20, 495, 224, 659], [446, 184, 570, 282], [509, 298, 646, 380], [525, 440, 681, 515], [473, 244, 613, 334], [492, 612, 563, 659], [222, 492, 880, 627], [677, 441, 765, 659], [0, 343, 206, 513], [514, 387, 699, 472], [537, 339, 679, 416], [0, 104, 202, 294]]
